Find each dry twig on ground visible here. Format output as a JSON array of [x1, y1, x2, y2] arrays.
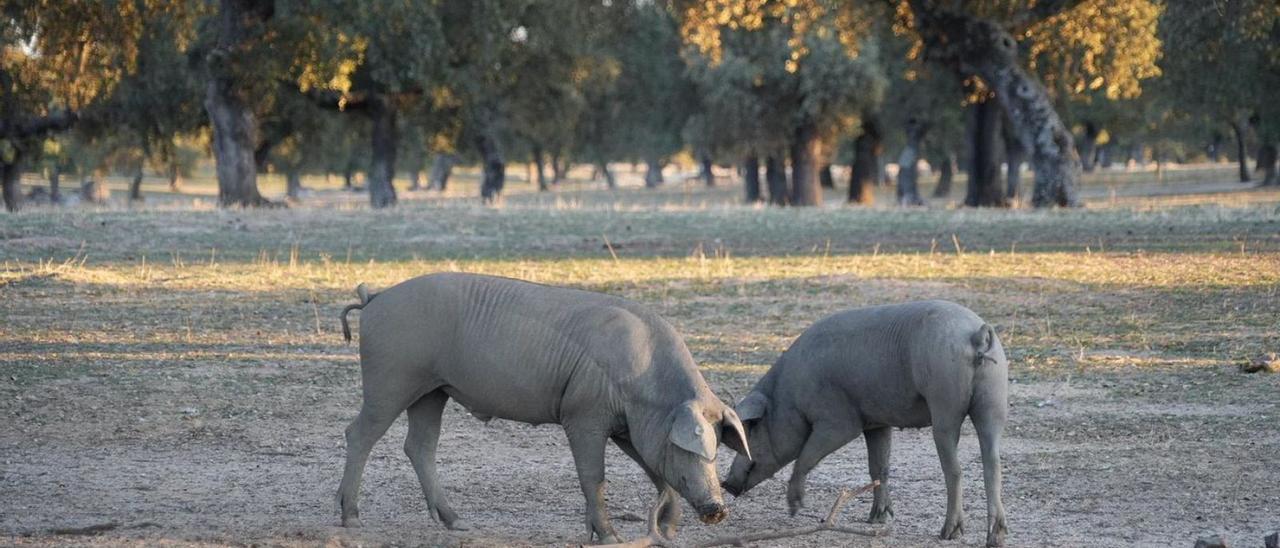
[[694, 481, 885, 547], [592, 481, 884, 548]]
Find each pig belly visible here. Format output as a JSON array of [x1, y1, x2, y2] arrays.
[[860, 397, 933, 430]]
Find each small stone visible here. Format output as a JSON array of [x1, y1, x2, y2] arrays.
[[1194, 534, 1227, 548], [1240, 353, 1278, 373]]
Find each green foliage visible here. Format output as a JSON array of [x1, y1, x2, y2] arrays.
[[1159, 0, 1279, 142], [685, 6, 884, 160], [573, 2, 695, 165]]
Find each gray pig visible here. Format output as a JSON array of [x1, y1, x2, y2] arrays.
[[721, 300, 1009, 547], [336, 273, 750, 544]]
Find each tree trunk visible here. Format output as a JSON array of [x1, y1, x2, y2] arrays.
[[343, 166, 355, 190], [909, 3, 1081, 207], [1258, 143, 1279, 186], [286, 168, 303, 199], [932, 151, 956, 197], [699, 154, 715, 186], [1097, 144, 1112, 169], [965, 95, 1008, 207], [532, 144, 548, 191], [204, 0, 273, 208], [49, 164, 62, 203], [1079, 121, 1099, 172], [550, 150, 566, 182], [429, 153, 454, 190], [1004, 119, 1025, 200], [1, 155, 21, 212], [206, 78, 272, 206], [366, 97, 398, 208], [129, 166, 144, 202], [896, 118, 928, 206], [1232, 119, 1251, 183], [765, 154, 789, 206], [1208, 131, 1223, 162], [644, 158, 664, 188], [819, 164, 834, 189], [167, 162, 181, 191], [475, 132, 505, 203], [596, 160, 616, 189], [789, 122, 821, 206], [742, 155, 762, 203], [848, 114, 881, 204], [408, 169, 421, 191]]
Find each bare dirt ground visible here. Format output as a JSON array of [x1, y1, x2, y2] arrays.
[[3, 171, 1279, 547]]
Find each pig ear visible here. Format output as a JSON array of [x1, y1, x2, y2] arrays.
[[735, 391, 769, 423], [719, 407, 752, 461], [670, 402, 717, 461]]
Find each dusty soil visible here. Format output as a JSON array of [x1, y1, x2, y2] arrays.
[[3, 359, 1277, 548]]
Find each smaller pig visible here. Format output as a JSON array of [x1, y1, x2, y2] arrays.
[[722, 300, 1009, 547]]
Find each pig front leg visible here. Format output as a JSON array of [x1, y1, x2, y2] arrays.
[[786, 421, 859, 516], [931, 415, 965, 540], [864, 427, 894, 523], [567, 427, 620, 544], [613, 436, 681, 539]]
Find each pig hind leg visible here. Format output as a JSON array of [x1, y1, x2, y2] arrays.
[[930, 408, 966, 540], [865, 426, 894, 523], [338, 397, 410, 527], [972, 394, 1008, 546], [787, 419, 861, 516], [613, 435, 681, 540], [405, 390, 467, 530]]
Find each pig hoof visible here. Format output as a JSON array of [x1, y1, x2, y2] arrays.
[[341, 516, 362, 528], [940, 519, 965, 540], [868, 505, 894, 524], [445, 519, 471, 531], [597, 533, 622, 545], [986, 520, 1007, 546], [660, 525, 678, 540]]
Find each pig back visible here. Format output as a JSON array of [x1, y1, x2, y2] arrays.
[[775, 300, 985, 428], [360, 273, 662, 425]]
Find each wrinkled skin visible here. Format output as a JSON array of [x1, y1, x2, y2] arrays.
[[336, 273, 748, 544], [722, 300, 1009, 547]]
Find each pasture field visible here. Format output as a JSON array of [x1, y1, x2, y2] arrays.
[[2, 166, 1279, 547]]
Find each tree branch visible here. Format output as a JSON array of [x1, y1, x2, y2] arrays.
[[1, 110, 80, 140], [1009, 0, 1087, 30], [294, 84, 370, 112]]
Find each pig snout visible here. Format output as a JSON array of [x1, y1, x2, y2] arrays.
[[696, 502, 728, 524]]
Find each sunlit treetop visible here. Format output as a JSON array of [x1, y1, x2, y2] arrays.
[[1, 0, 182, 114], [681, 0, 1163, 101], [678, 0, 872, 72], [1024, 0, 1163, 101]]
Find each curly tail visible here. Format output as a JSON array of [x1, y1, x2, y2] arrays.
[[971, 323, 996, 366], [340, 283, 377, 343]]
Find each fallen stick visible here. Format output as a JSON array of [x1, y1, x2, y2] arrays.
[[593, 481, 884, 548], [694, 481, 884, 548], [42, 521, 161, 537], [46, 522, 121, 536]]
